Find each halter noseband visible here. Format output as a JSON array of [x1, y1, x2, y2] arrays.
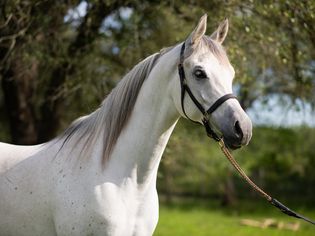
[[178, 42, 237, 141]]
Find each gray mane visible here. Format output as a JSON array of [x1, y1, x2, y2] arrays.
[[57, 38, 226, 165], [58, 52, 163, 164]]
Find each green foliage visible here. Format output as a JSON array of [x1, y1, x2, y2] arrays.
[[235, 126, 315, 197], [158, 122, 315, 200]]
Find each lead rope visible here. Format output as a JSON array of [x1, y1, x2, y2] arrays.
[[218, 139, 271, 201], [217, 138, 315, 225]]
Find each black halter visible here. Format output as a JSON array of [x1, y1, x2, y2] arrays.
[[178, 42, 237, 141]]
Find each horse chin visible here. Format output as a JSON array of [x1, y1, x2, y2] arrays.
[[223, 138, 242, 150]]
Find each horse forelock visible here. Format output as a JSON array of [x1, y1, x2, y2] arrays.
[[201, 36, 230, 65]]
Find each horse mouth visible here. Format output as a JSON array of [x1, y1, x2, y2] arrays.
[[223, 139, 242, 150]]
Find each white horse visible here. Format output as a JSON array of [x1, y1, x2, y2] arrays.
[[0, 15, 252, 236]]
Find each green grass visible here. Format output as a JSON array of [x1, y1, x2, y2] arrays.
[[154, 199, 315, 236]]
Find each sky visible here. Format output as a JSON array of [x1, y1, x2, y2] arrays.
[[247, 96, 314, 127]]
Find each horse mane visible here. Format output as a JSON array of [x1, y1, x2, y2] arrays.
[[56, 38, 227, 165], [58, 51, 163, 164]]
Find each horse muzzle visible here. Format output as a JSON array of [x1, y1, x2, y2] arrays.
[[219, 109, 252, 150]]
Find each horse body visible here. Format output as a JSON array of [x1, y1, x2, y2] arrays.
[[0, 15, 252, 236], [0, 44, 180, 236], [0, 127, 174, 235]]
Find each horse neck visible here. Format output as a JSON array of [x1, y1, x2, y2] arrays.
[[105, 46, 181, 188]]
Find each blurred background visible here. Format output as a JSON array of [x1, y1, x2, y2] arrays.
[[0, 0, 315, 235]]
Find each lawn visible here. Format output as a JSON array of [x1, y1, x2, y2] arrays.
[[154, 199, 315, 236]]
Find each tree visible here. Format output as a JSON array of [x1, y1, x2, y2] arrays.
[[1, 0, 78, 143], [0, 0, 131, 143], [1, 0, 314, 144]]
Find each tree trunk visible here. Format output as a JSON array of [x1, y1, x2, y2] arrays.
[[221, 168, 237, 206], [0, 0, 64, 144], [38, 1, 122, 142], [1, 58, 38, 144]]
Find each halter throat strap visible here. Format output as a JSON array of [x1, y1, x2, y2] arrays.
[[178, 42, 236, 140]]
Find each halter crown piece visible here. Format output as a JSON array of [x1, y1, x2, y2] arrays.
[[178, 41, 315, 226]]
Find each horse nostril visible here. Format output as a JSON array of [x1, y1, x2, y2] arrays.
[[234, 121, 243, 140]]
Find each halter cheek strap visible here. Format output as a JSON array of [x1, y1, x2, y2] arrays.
[[178, 42, 236, 141]]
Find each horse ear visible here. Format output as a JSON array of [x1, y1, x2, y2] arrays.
[[210, 19, 229, 44], [187, 14, 207, 46]]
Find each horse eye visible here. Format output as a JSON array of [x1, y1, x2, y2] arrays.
[[194, 69, 207, 79]]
